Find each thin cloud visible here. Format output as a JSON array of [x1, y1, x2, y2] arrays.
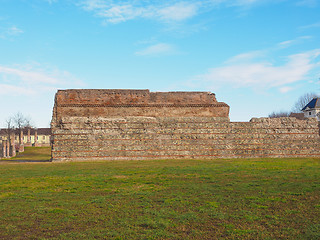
[[193, 49, 320, 90], [0, 66, 60, 85], [8, 26, 24, 36], [157, 2, 199, 22], [278, 40, 295, 47], [229, 0, 265, 7], [300, 21, 320, 30], [0, 63, 84, 96], [45, 0, 58, 4], [277, 36, 312, 48], [97, 4, 146, 24], [225, 50, 266, 63], [79, 0, 271, 25], [0, 84, 34, 96], [279, 86, 293, 93], [80, 1, 199, 24], [81, 0, 107, 11], [135, 43, 177, 56], [0, 26, 24, 39]]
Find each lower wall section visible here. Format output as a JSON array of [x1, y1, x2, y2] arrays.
[[51, 117, 320, 161]]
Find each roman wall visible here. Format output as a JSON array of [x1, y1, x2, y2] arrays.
[[52, 89, 230, 121], [51, 90, 320, 161]]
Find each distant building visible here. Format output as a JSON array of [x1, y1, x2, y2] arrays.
[[0, 128, 51, 159], [14, 128, 51, 147], [302, 98, 320, 121], [289, 112, 306, 120]]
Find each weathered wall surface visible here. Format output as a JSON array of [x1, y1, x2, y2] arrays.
[[0, 138, 16, 159], [0, 140, 10, 159], [51, 89, 320, 161], [52, 89, 230, 120], [0, 141, 5, 158], [51, 116, 320, 161]]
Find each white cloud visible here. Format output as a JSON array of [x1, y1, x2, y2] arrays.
[[225, 50, 265, 63], [0, 63, 83, 96], [300, 21, 320, 29], [80, 1, 199, 24], [279, 86, 293, 93], [97, 4, 145, 24], [0, 66, 60, 85], [135, 43, 177, 56], [81, 0, 106, 11], [0, 84, 34, 95], [157, 2, 199, 22], [277, 36, 312, 48], [193, 49, 320, 90], [230, 0, 264, 6], [8, 26, 24, 36], [45, 0, 58, 4], [278, 40, 294, 47], [0, 26, 24, 39], [79, 0, 269, 25]]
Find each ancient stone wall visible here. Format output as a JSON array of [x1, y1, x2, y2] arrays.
[[51, 90, 320, 161], [0, 140, 6, 158], [52, 89, 230, 121]]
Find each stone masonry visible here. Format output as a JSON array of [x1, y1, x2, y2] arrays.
[[0, 140, 8, 158], [52, 89, 230, 120], [51, 89, 320, 161]]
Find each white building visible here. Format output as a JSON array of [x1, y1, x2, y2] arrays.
[[302, 98, 320, 121]]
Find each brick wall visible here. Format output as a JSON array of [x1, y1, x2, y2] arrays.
[[51, 90, 320, 161], [51, 116, 320, 161], [52, 89, 230, 121]]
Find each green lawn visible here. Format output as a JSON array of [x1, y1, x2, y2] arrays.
[[0, 148, 319, 239], [8, 146, 51, 161]]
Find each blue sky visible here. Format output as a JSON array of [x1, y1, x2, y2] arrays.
[[0, 0, 319, 127]]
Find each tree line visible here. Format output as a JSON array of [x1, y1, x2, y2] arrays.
[[268, 92, 319, 118], [2, 112, 33, 146]]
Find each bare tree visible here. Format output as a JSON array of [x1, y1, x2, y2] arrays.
[[13, 112, 25, 145], [4, 117, 14, 147], [268, 111, 291, 118], [24, 117, 32, 128], [2, 113, 33, 146], [12, 112, 33, 145], [292, 92, 319, 113], [13, 112, 27, 130]]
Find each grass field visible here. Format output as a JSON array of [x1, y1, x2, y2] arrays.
[[8, 146, 52, 161], [0, 148, 319, 239]]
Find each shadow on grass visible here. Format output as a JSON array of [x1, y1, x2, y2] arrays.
[[0, 159, 52, 163]]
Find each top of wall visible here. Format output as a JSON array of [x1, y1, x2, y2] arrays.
[[55, 89, 219, 105], [52, 89, 230, 121]]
